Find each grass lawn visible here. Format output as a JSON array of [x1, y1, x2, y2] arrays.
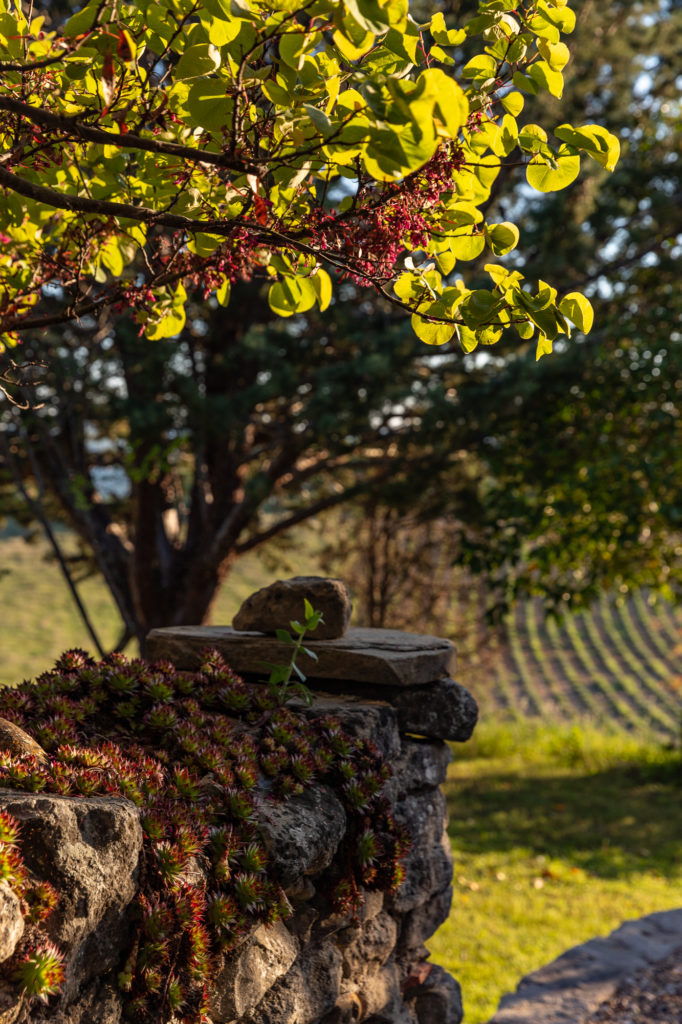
[[0, 533, 276, 686], [429, 721, 682, 1023]]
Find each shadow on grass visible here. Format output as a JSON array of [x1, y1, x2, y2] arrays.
[[444, 762, 682, 880]]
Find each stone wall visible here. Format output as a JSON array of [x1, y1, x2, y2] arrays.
[[0, 620, 477, 1024]]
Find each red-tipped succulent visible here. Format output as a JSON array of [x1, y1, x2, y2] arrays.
[[13, 941, 66, 1002], [0, 646, 408, 1024]]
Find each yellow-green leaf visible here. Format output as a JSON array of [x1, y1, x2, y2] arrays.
[[554, 123, 620, 171], [417, 68, 469, 139], [537, 39, 570, 71], [528, 60, 564, 98], [450, 234, 485, 261], [430, 12, 466, 46], [491, 114, 518, 157], [558, 292, 594, 333], [500, 91, 524, 117], [268, 278, 300, 317], [174, 43, 221, 80], [435, 249, 457, 275], [457, 324, 478, 353], [312, 268, 332, 311], [216, 279, 231, 307], [485, 222, 519, 256], [411, 314, 456, 346], [536, 333, 553, 360], [526, 146, 580, 192]]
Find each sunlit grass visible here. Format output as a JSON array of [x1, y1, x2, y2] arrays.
[[0, 533, 276, 686], [430, 721, 682, 1023]]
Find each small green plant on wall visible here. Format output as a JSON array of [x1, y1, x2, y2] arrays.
[[261, 599, 324, 707]]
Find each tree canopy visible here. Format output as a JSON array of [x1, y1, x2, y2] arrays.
[[0, 0, 617, 354]]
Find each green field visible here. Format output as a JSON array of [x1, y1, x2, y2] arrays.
[[1, 534, 681, 1024], [0, 533, 276, 686], [461, 593, 682, 744], [429, 723, 682, 1023]]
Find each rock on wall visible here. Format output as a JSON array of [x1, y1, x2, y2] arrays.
[[0, 619, 477, 1024]]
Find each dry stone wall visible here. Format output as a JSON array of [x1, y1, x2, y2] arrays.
[[0, 616, 477, 1024]]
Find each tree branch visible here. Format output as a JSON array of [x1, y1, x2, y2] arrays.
[[233, 485, 369, 553], [1, 429, 106, 657], [0, 96, 254, 173]]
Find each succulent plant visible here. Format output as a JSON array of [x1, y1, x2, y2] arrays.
[[0, 644, 407, 1023], [23, 881, 59, 924], [207, 891, 239, 930], [233, 872, 265, 914], [239, 842, 266, 874], [13, 942, 66, 1002], [0, 843, 27, 888], [0, 809, 20, 846]]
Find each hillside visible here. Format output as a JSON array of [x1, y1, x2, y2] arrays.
[[465, 595, 682, 742]]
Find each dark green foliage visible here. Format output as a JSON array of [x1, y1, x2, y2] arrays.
[[0, 649, 407, 1023]]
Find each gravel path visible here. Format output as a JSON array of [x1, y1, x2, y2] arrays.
[[585, 947, 682, 1024], [487, 909, 682, 1024]]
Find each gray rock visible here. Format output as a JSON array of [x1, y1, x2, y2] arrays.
[[233, 577, 352, 640], [0, 718, 48, 763], [36, 976, 123, 1024], [322, 989, 365, 1024], [257, 785, 346, 887], [356, 962, 404, 1019], [391, 790, 452, 914], [390, 739, 451, 797], [406, 963, 463, 1024], [645, 908, 682, 934], [305, 698, 401, 760], [489, 980, 616, 1024], [316, 890, 387, 946], [363, 967, 419, 1024], [0, 985, 20, 1024], [357, 890, 385, 926], [390, 679, 477, 742], [289, 903, 319, 944], [146, 626, 455, 688], [211, 920, 299, 1022], [0, 885, 23, 964], [398, 886, 453, 954], [487, 908, 682, 1024], [285, 876, 316, 904], [249, 941, 343, 1024], [339, 911, 398, 982], [0, 792, 142, 1001]]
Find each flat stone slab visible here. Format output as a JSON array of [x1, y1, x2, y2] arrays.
[[488, 908, 682, 1024], [145, 626, 455, 688]]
